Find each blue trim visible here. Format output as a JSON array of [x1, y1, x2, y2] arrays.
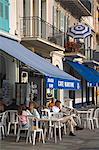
[[46, 76, 81, 90], [67, 61, 99, 87]]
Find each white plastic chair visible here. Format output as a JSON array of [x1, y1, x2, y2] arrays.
[[41, 108, 51, 119], [0, 111, 8, 139], [41, 109, 51, 137], [16, 115, 31, 143], [82, 108, 94, 130], [48, 112, 64, 141], [7, 110, 18, 135], [27, 117, 45, 145], [93, 108, 99, 128]]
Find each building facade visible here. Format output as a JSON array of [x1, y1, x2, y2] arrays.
[[0, 0, 98, 107]]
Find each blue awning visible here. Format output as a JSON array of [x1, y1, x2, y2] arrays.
[[0, 36, 80, 90], [67, 61, 99, 87]]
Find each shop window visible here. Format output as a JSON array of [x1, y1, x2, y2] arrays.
[[54, 89, 58, 99]]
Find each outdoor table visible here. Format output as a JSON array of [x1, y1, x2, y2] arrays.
[[77, 110, 89, 126], [39, 118, 62, 143], [77, 110, 88, 118], [77, 110, 88, 114], [28, 116, 62, 143]]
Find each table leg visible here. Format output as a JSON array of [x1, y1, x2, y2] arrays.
[[54, 122, 57, 143], [58, 121, 62, 141]]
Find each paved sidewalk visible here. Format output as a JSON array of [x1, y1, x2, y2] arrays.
[[1, 128, 99, 150]]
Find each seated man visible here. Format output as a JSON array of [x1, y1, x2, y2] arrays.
[[62, 105, 81, 126], [52, 100, 77, 136]]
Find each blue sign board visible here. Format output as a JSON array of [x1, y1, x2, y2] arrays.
[[87, 82, 99, 87], [46, 77, 80, 90]]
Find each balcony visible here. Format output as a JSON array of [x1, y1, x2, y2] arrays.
[[20, 16, 65, 52], [65, 42, 95, 62], [56, 0, 91, 19], [64, 41, 86, 60]]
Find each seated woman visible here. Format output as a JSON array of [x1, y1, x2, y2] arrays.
[[47, 98, 55, 111], [18, 105, 29, 128], [26, 101, 40, 119], [26, 101, 40, 128]]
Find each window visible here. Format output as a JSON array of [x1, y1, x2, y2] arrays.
[[0, 0, 9, 32], [60, 12, 64, 32], [0, 2, 3, 17]]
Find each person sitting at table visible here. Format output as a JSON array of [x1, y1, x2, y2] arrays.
[[61, 105, 82, 126], [52, 100, 79, 136], [47, 97, 55, 111], [26, 101, 40, 119], [18, 105, 30, 128]]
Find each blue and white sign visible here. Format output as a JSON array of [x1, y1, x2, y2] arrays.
[[46, 77, 80, 90], [87, 82, 99, 87]]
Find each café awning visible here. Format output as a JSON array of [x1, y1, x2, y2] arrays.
[[67, 61, 99, 87], [0, 36, 80, 90]]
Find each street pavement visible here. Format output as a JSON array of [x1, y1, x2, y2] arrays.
[[1, 128, 99, 150]]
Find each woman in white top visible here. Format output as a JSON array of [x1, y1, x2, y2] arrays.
[[27, 101, 40, 119]]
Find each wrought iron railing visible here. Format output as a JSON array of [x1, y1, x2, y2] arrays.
[[20, 16, 65, 47]]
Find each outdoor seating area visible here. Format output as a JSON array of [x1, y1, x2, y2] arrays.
[[0, 105, 99, 147]]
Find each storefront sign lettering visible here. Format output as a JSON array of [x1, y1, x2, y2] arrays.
[[47, 78, 54, 83], [58, 81, 64, 87], [48, 84, 54, 88], [64, 82, 74, 87]]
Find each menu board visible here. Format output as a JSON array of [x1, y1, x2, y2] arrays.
[[15, 82, 38, 106], [2, 80, 13, 106]]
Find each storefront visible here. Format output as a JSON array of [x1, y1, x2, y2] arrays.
[[0, 36, 80, 107], [64, 60, 99, 108]]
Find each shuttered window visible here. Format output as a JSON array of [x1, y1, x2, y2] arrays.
[[0, 0, 9, 32], [0, 2, 3, 17]]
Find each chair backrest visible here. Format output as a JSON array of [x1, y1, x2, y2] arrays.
[[7, 110, 18, 123], [50, 112, 63, 119], [28, 116, 38, 130], [87, 108, 94, 119], [41, 109, 51, 119], [94, 108, 99, 118], [0, 111, 8, 125]]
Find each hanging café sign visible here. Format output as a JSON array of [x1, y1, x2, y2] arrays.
[[46, 77, 80, 90]]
